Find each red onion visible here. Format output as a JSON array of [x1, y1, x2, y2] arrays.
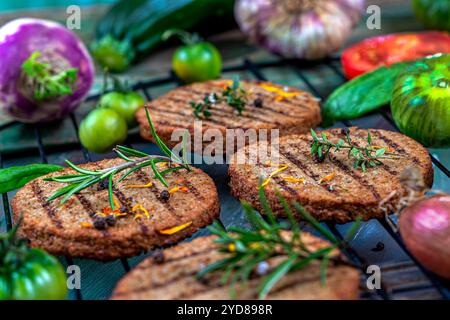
[[399, 195, 450, 279]]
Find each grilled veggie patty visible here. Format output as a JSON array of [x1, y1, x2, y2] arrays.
[[11, 158, 220, 260], [111, 234, 359, 300], [137, 79, 321, 152], [229, 127, 433, 223]]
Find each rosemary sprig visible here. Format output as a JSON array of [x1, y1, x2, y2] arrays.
[[310, 128, 402, 172], [189, 76, 247, 119], [45, 107, 190, 209], [197, 185, 361, 299]]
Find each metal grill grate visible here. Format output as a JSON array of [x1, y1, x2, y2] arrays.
[[1, 56, 449, 300]]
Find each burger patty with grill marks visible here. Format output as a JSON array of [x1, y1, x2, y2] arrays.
[[137, 80, 322, 153], [11, 158, 220, 261], [229, 127, 434, 223], [111, 234, 360, 300]]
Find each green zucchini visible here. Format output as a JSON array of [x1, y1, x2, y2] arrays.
[[92, 0, 236, 72], [322, 61, 409, 126]]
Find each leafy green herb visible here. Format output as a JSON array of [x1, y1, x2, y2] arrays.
[[197, 184, 361, 299], [222, 76, 247, 115], [0, 164, 63, 194], [189, 76, 247, 119], [46, 107, 190, 209], [310, 129, 402, 172], [21, 51, 78, 100]]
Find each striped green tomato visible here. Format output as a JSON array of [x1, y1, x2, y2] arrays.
[[391, 54, 450, 147]]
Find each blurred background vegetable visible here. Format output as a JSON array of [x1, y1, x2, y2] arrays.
[[234, 0, 365, 60], [322, 60, 409, 125], [413, 0, 450, 32], [391, 53, 450, 148], [342, 31, 450, 79], [0, 18, 94, 123], [98, 74, 145, 127], [162, 29, 222, 83], [399, 194, 450, 280], [0, 222, 67, 300], [91, 0, 235, 72]]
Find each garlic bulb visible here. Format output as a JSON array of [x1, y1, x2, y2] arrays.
[[235, 0, 365, 59]]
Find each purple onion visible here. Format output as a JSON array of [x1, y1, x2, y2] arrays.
[[0, 18, 94, 123]]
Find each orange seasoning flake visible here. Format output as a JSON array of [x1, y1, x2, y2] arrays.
[[283, 177, 305, 184], [80, 222, 93, 229], [132, 204, 150, 219], [126, 182, 153, 189], [318, 172, 336, 184], [158, 221, 192, 235], [259, 164, 289, 189], [169, 186, 189, 194], [258, 83, 303, 101]]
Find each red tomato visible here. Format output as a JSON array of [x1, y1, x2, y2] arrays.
[[341, 31, 450, 79]]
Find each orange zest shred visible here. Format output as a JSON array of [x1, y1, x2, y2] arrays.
[[319, 172, 336, 184], [134, 214, 143, 220], [80, 222, 93, 229], [126, 182, 153, 189], [283, 177, 305, 184], [159, 221, 192, 235], [259, 164, 289, 189], [132, 204, 150, 219], [228, 243, 236, 252]]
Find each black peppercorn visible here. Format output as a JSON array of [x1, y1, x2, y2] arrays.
[[253, 98, 263, 108], [97, 179, 108, 191], [93, 216, 106, 230], [105, 215, 117, 226], [152, 249, 165, 264], [341, 128, 350, 136], [160, 190, 170, 201]]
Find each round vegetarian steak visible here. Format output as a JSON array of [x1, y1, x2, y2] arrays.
[[229, 127, 433, 223], [111, 234, 360, 300], [11, 158, 220, 260], [137, 79, 321, 152]]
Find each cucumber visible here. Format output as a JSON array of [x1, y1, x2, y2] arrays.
[[92, 0, 236, 72]]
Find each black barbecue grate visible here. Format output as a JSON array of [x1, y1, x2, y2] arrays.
[[1, 56, 449, 300]]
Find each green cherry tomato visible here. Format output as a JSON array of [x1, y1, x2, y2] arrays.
[[79, 108, 127, 153], [0, 249, 67, 300], [172, 42, 222, 83], [99, 91, 145, 127]]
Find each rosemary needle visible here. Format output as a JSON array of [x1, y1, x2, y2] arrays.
[[45, 108, 190, 209]]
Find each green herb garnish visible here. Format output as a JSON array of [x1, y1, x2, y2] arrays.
[[310, 128, 402, 172], [21, 51, 78, 100], [198, 186, 360, 299], [222, 76, 247, 115], [46, 107, 190, 209], [189, 76, 247, 119]]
